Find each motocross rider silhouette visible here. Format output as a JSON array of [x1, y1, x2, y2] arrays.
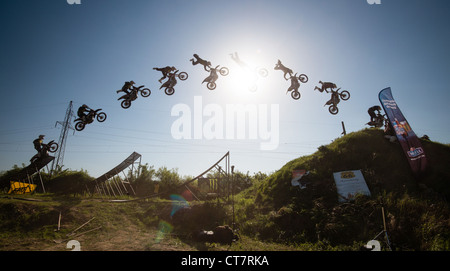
[[274, 60, 293, 80], [368, 105, 382, 122], [230, 52, 249, 69], [314, 81, 337, 93], [33, 135, 45, 153], [154, 66, 176, 83], [190, 54, 212, 71], [77, 104, 90, 122], [116, 81, 135, 95], [31, 135, 47, 162]]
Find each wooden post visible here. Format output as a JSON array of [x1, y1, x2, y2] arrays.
[[35, 165, 46, 193], [381, 206, 392, 251], [57, 211, 61, 231], [341, 121, 347, 136]]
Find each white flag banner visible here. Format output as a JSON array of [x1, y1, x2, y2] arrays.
[[333, 170, 371, 202]]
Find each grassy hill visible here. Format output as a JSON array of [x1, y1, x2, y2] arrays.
[[0, 129, 449, 251], [234, 128, 450, 250]]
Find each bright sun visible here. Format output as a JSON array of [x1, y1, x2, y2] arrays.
[[226, 65, 269, 99]]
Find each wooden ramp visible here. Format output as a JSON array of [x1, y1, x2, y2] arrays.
[[10, 156, 55, 182], [91, 152, 141, 197]]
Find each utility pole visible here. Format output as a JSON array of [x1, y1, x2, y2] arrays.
[[51, 101, 75, 176]]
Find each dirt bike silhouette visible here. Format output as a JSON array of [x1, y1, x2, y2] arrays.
[[118, 85, 151, 109], [366, 113, 386, 128], [274, 60, 308, 99], [286, 73, 303, 100], [202, 65, 229, 90], [324, 88, 350, 115], [30, 140, 58, 163], [74, 108, 107, 131], [160, 70, 188, 95]]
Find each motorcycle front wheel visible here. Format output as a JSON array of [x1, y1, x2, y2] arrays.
[[75, 122, 85, 131], [165, 87, 175, 95], [291, 91, 301, 100], [140, 88, 151, 97], [219, 67, 229, 76], [258, 68, 268, 78], [48, 142, 59, 153], [121, 100, 131, 109], [329, 105, 339, 115], [97, 112, 107, 122], [178, 72, 188, 81], [340, 90, 350, 101], [207, 82, 216, 90], [299, 74, 308, 83]]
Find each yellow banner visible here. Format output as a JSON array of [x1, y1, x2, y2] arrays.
[[8, 181, 37, 194]]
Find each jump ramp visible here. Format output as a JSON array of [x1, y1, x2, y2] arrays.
[[92, 152, 142, 197], [8, 156, 55, 193], [108, 151, 231, 202], [10, 156, 55, 182]]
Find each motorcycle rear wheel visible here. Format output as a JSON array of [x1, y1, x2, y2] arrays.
[[329, 105, 339, 115], [207, 82, 216, 90], [75, 122, 85, 131], [121, 100, 131, 109], [291, 91, 301, 100], [140, 88, 151, 97], [97, 112, 107, 122], [165, 87, 175, 95]]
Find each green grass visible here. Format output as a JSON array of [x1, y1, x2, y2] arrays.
[[1, 129, 449, 251], [234, 129, 450, 250]]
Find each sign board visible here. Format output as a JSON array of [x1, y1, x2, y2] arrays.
[[333, 170, 371, 202], [291, 170, 309, 189]]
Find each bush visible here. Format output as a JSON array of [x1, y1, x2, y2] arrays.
[[46, 169, 94, 195]]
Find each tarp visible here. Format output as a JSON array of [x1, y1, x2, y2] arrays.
[[333, 170, 371, 202], [379, 87, 427, 174], [8, 181, 37, 194]]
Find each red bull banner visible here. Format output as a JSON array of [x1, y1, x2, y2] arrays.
[[379, 87, 427, 174]]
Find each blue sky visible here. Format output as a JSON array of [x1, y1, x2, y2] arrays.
[[1, 0, 449, 178]]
